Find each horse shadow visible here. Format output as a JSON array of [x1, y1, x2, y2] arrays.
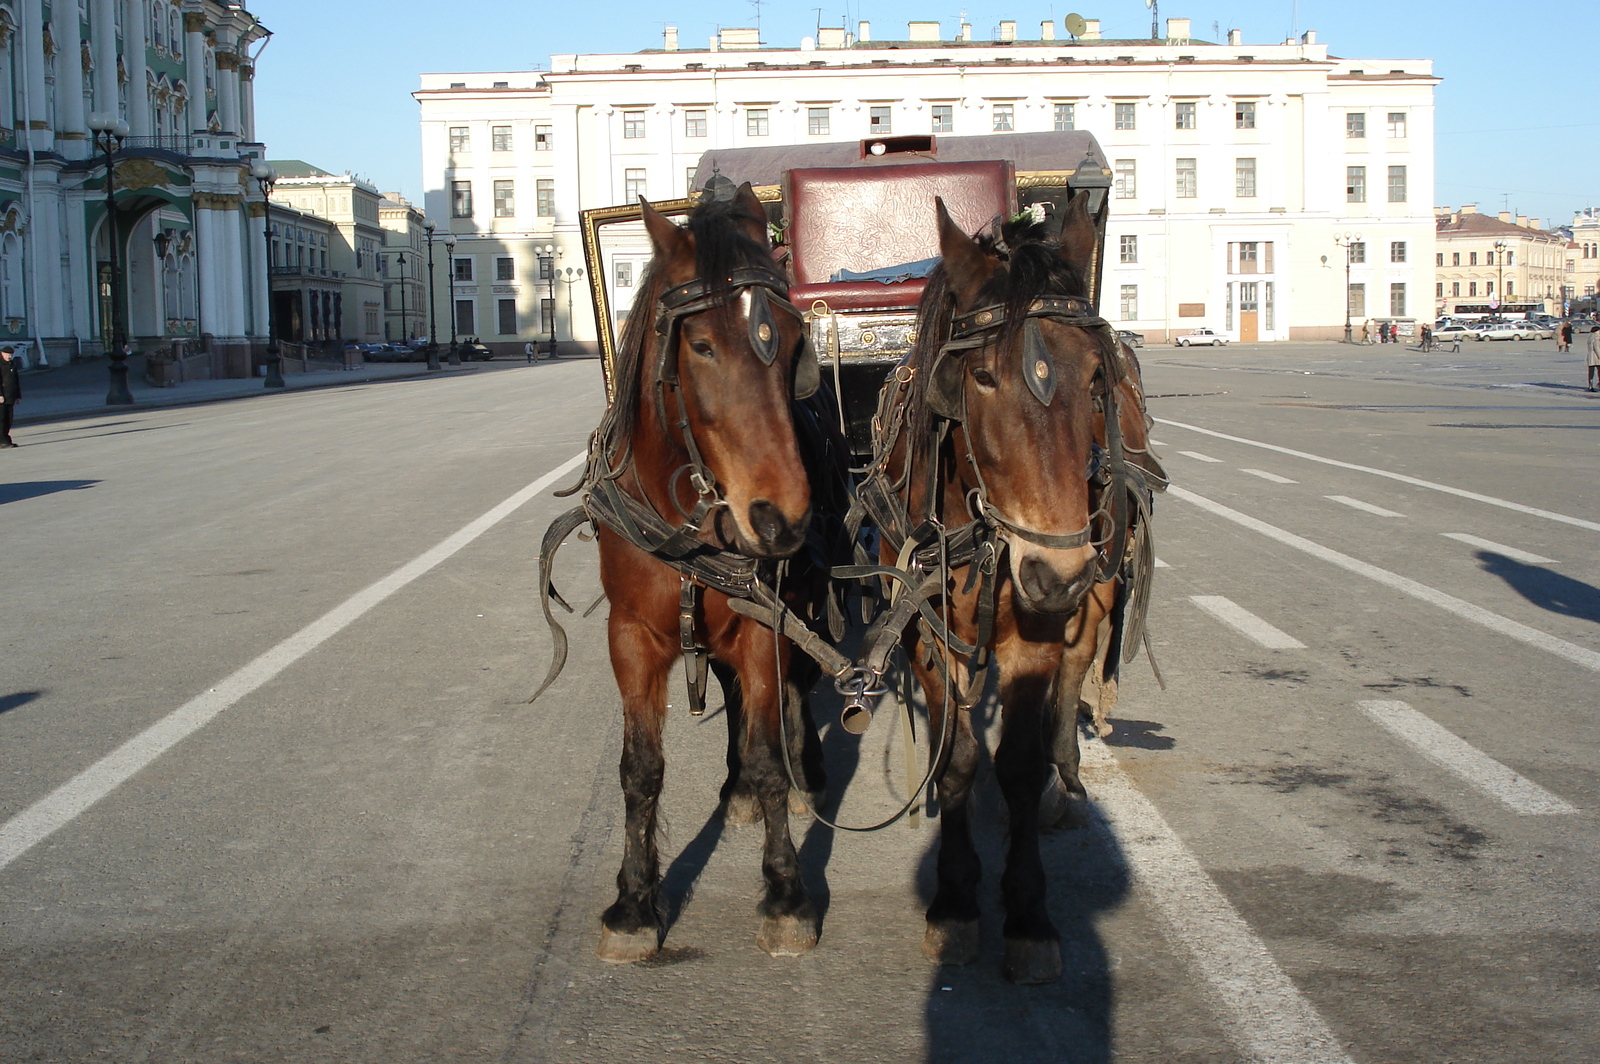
[[0, 690, 44, 716], [1476, 550, 1600, 625], [0, 480, 98, 506]]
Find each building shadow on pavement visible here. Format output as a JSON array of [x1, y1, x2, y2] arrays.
[[0, 480, 98, 505], [0, 690, 44, 715], [1476, 550, 1600, 625]]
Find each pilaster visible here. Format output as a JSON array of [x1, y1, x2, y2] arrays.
[[121, 0, 150, 135]]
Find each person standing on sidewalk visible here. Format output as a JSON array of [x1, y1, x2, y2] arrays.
[[1558, 321, 1572, 353], [0, 344, 21, 447], [1587, 327, 1600, 392], [525, 340, 537, 364]]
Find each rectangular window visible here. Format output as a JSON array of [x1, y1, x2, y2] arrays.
[[455, 298, 474, 336], [1451, 281, 1459, 297], [685, 109, 707, 137], [1239, 281, 1259, 312], [540, 297, 554, 331], [1452, 252, 1461, 266], [1175, 158, 1197, 198], [1119, 234, 1138, 264], [1390, 283, 1407, 317], [1265, 281, 1275, 330], [1436, 252, 1444, 266], [624, 168, 647, 200], [1114, 159, 1136, 200], [535, 124, 552, 150], [1485, 280, 1495, 296], [536, 179, 554, 217], [492, 125, 512, 151], [1114, 102, 1136, 130], [449, 126, 470, 153], [496, 257, 515, 281], [498, 298, 517, 335], [1119, 284, 1138, 320], [1387, 112, 1407, 138], [1237, 242, 1260, 274], [1506, 250, 1514, 266], [869, 106, 892, 134], [538, 257, 552, 281], [1436, 282, 1444, 298], [1053, 102, 1075, 131], [1348, 282, 1366, 319], [1350, 241, 1366, 264], [623, 111, 646, 138], [1346, 112, 1365, 139], [747, 108, 769, 136], [931, 104, 953, 133], [1390, 241, 1407, 263], [1470, 251, 1478, 266], [1469, 281, 1478, 297], [1174, 101, 1195, 129], [493, 179, 514, 218], [615, 261, 633, 288], [453, 257, 473, 282], [686, 167, 697, 195], [1387, 166, 1407, 202], [1506, 280, 1514, 297], [451, 180, 472, 217], [1346, 166, 1366, 203], [1236, 101, 1256, 129], [992, 103, 1014, 131], [808, 107, 830, 136], [1235, 158, 1256, 197]]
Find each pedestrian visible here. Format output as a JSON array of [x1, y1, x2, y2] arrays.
[[0, 343, 20, 447], [1420, 324, 1432, 352], [1559, 321, 1572, 353], [1362, 319, 1372, 345], [525, 339, 536, 364], [1588, 327, 1600, 393]]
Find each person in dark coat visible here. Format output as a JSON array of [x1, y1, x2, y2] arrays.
[[0, 344, 20, 447]]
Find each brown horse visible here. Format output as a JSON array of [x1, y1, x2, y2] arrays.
[[867, 192, 1152, 983], [586, 185, 835, 962]]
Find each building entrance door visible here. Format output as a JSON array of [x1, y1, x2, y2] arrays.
[[1239, 282, 1260, 341], [1239, 312, 1259, 341]]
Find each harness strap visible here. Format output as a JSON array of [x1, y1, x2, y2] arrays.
[[679, 577, 710, 716], [528, 504, 594, 703]]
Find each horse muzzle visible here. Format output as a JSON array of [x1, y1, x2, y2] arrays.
[[735, 499, 811, 559], [1012, 546, 1097, 615]]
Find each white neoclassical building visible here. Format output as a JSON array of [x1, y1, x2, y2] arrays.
[[417, 15, 1438, 350], [0, 0, 273, 375]]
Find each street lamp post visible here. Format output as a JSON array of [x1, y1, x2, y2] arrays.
[[422, 220, 441, 372], [250, 160, 285, 388], [562, 266, 585, 353], [443, 233, 459, 366], [537, 243, 558, 357], [394, 250, 407, 341], [1494, 240, 1507, 318], [1334, 231, 1362, 343], [88, 113, 133, 405]]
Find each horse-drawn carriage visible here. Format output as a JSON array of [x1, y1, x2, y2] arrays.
[[539, 130, 1166, 983]]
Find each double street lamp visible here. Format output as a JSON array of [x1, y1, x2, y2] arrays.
[[1493, 240, 1508, 318], [562, 266, 585, 350], [422, 219, 441, 372], [250, 160, 285, 388], [1334, 231, 1362, 343], [537, 243, 558, 357], [443, 232, 460, 366], [88, 112, 133, 405]]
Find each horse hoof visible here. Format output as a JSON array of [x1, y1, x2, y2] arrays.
[[788, 788, 823, 818], [724, 791, 762, 825], [923, 919, 981, 965], [1002, 938, 1063, 984], [597, 925, 660, 964], [1039, 777, 1090, 833], [757, 914, 819, 957]]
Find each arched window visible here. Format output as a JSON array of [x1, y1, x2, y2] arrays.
[[149, 0, 163, 47], [0, 231, 24, 319], [169, 10, 182, 57]]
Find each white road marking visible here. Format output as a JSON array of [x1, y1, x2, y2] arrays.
[[1440, 533, 1556, 565], [1180, 450, 1223, 463], [1083, 740, 1356, 1064], [0, 451, 589, 872], [1242, 468, 1297, 484], [1156, 417, 1600, 533], [1358, 701, 1579, 815], [1325, 495, 1404, 518], [1154, 557, 1172, 568], [1191, 595, 1306, 649], [1150, 439, 1169, 446], [1171, 485, 1600, 673]]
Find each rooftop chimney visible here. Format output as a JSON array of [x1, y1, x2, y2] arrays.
[[1498, 210, 1512, 223], [999, 20, 1017, 41], [663, 25, 678, 51], [1081, 18, 1101, 39], [1461, 204, 1477, 214], [1166, 17, 1190, 40], [858, 20, 870, 41], [1040, 20, 1055, 40], [1227, 28, 1242, 45], [719, 27, 761, 49], [958, 21, 972, 41], [909, 21, 941, 41], [1301, 29, 1317, 44], [1516, 215, 1528, 228], [818, 26, 846, 48], [1531, 218, 1541, 229]]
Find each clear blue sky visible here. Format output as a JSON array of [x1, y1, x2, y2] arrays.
[[253, 0, 1596, 228]]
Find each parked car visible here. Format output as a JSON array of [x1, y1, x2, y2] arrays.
[[460, 340, 494, 361], [1175, 328, 1227, 347], [1116, 329, 1144, 348], [1432, 323, 1480, 343], [1481, 321, 1532, 341], [1515, 320, 1553, 340]]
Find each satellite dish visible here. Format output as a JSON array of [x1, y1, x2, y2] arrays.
[[1064, 12, 1086, 37]]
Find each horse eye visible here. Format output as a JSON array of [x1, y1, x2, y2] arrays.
[[971, 368, 997, 388], [689, 340, 714, 359]]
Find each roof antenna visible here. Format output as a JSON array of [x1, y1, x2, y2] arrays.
[[748, 0, 765, 43], [1145, 0, 1159, 40]]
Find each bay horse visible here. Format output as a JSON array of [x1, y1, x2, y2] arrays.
[[863, 191, 1158, 983], [579, 184, 838, 962]]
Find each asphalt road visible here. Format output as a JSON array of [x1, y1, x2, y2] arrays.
[[0, 342, 1595, 1063]]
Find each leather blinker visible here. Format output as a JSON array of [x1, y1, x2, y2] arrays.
[[794, 333, 821, 399], [1022, 318, 1056, 407], [927, 351, 966, 421], [747, 286, 780, 366]]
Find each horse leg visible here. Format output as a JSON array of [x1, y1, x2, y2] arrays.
[[597, 613, 676, 963], [712, 660, 762, 826], [1042, 583, 1115, 832], [916, 649, 983, 965], [786, 656, 828, 817]]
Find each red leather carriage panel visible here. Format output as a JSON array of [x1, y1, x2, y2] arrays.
[[790, 278, 929, 313]]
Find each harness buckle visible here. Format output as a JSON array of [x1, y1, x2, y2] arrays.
[[689, 469, 716, 497]]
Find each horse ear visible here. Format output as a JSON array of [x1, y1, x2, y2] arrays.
[[936, 197, 992, 305], [1056, 189, 1097, 270], [641, 196, 690, 262], [732, 182, 772, 248]]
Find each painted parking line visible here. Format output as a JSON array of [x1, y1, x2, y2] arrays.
[[1358, 701, 1579, 815], [1170, 485, 1600, 673], [1190, 595, 1306, 649], [1156, 417, 1600, 533], [0, 450, 590, 873], [1325, 495, 1404, 518], [1150, 439, 1169, 447], [1179, 450, 1223, 463], [1154, 557, 1172, 568], [1242, 468, 1297, 484], [1082, 740, 1355, 1064], [1440, 533, 1556, 565]]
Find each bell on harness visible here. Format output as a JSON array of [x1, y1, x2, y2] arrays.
[[835, 668, 889, 735]]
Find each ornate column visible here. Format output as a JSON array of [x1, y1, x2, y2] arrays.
[[214, 49, 239, 134], [194, 192, 224, 334], [54, 2, 87, 144], [120, 0, 150, 135], [247, 199, 269, 337], [20, 0, 50, 151], [184, 12, 208, 132], [237, 61, 255, 141], [90, 0, 117, 115]]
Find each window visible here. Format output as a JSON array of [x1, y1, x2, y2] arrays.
[[536, 179, 554, 217], [1114, 102, 1136, 130], [453, 257, 473, 282], [1235, 101, 1256, 129], [492, 125, 512, 151], [1485, 281, 1494, 296], [451, 180, 472, 217], [498, 298, 517, 335], [869, 106, 892, 134], [1237, 242, 1260, 273], [538, 257, 552, 281], [1387, 166, 1407, 202], [1469, 281, 1478, 297], [1436, 282, 1444, 298], [540, 297, 554, 331], [449, 126, 470, 153], [615, 261, 632, 288], [1451, 281, 1459, 297], [1114, 159, 1136, 199], [1506, 250, 1514, 266], [1346, 166, 1366, 203], [1120, 284, 1138, 320], [931, 104, 953, 133], [1469, 251, 1478, 266], [1390, 283, 1406, 317], [535, 124, 552, 150], [1350, 241, 1366, 264], [1346, 112, 1365, 139], [808, 107, 830, 136], [623, 111, 646, 138], [1119, 234, 1138, 264], [1175, 158, 1197, 198], [1390, 241, 1406, 263], [1348, 282, 1366, 318], [624, 168, 647, 200], [747, 108, 769, 136], [455, 298, 474, 335], [1054, 102, 1075, 131], [1240, 281, 1259, 313], [1436, 252, 1444, 266], [992, 104, 1014, 131], [496, 257, 515, 281], [1236, 158, 1256, 198], [1387, 112, 1407, 138], [684, 109, 707, 137], [1506, 280, 1514, 297], [1452, 252, 1460, 266], [1174, 101, 1195, 130], [686, 167, 697, 195], [493, 180, 514, 218]]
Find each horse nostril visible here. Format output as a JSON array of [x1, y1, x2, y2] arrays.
[[1017, 554, 1093, 614], [748, 499, 807, 556]]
